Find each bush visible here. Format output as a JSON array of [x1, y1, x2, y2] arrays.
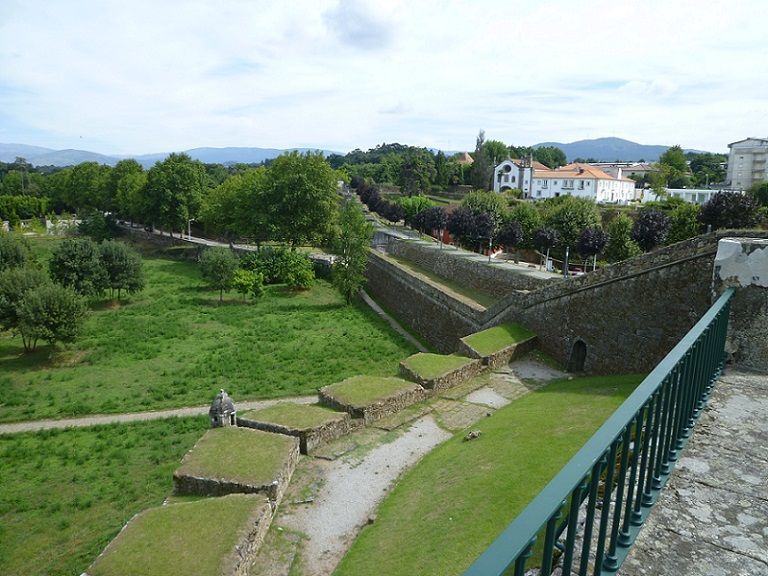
[[239, 247, 315, 289], [17, 284, 87, 352], [232, 268, 264, 300], [0, 234, 33, 271], [49, 237, 108, 296], [281, 251, 315, 290]]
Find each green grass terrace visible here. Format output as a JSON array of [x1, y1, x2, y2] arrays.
[[461, 323, 536, 356], [334, 374, 644, 576]]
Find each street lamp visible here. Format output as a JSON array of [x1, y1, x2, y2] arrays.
[[187, 218, 195, 240]]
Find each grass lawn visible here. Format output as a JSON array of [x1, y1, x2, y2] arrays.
[[176, 427, 296, 486], [401, 353, 475, 380], [385, 253, 498, 308], [0, 416, 208, 576], [462, 323, 536, 356], [240, 402, 346, 429], [0, 238, 416, 422], [334, 374, 643, 576], [323, 376, 419, 407], [88, 493, 268, 576]]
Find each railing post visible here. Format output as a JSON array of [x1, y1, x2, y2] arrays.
[[579, 456, 607, 576], [562, 479, 588, 574], [604, 425, 632, 571], [594, 441, 618, 574], [618, 410, 644, 545]]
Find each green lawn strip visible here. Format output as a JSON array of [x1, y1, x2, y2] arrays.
[[384, 253, 498, 308], [323, 376, 419, 407], [88, 493, 267, 576], [462, 323, 536, 356], [176, 427, 295, 486], [401, 353, 475, 380], [0, 416, 207, 576], [334, 374, 643, 576], [0, 245, 416, 423], [240, 403, 346, 430]]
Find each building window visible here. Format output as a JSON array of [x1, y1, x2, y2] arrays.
[[578, 181, 584, 190]]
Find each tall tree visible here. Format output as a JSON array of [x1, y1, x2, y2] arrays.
[[110, 159, 146, 222], [262, 152, 339, 247], [656, 145, 690, 188], [577, 227, 609, 270], [99, 241, 145, 299], [398, 149, 436, 196], [17, 284, 87, 352], [49, 238, 108, 296], [143, 153, 206, 235], [332, 199, 373, 303], [605, 214, 641, 262], [470, 130, 493, 191]]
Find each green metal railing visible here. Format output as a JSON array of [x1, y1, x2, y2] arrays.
[[464, 288, 734, 576]]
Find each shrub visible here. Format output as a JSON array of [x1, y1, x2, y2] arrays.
[[605, 214, 641, 262], [281, 251, 315, 290], [700, 191, 759, 231], [0, 234, 33, 271], [17, 284, 87, 352], [631, 210, 670, 251], [199, 247, 238, 302], [232, 268, 264, 300]]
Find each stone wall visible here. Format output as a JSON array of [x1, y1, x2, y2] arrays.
[[319, 383, 426, 425], [398, 357, 483, 391], [386, 237, 549, 293], [457, 336, 539, 370], [237, 413, 354, 454], [366, 250, 483, 352]]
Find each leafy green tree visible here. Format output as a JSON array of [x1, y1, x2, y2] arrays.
[[99, 240, 145, 299], [632, 210, 670, 251], [605, 214, 641, 262], [199, 247, 238, 302], [507, 202, 543, 247], [656, 145, 690, 189], [232, 268, 264, 301], [262, 152, 339, 247], [78, 208, 119, 241], [747, 181, 768, 207], [699, 191, 759, 231], [144, 153, 206, 235], [544, 196, 601, 249], [281, 251, 315, 290], [110, 159, 147, 223], [201, 168, 269, 243], [470, 130, 493, 191], [533, 146, 567, 169], [49, 238, 108, 296], [461, 190, 508, 226], [397, 196, 432, 227], [17, 284, 86, 352], [0, 234, 33, 271], [484, 140, 509, 168], [332, 199, 373, 303], [0, 266, 50, 331], [688, 152, 726, 187], [68, 162, 112, 211], [398, 149, 436, 196], [434, 150, 448, 187], [666, 202, 702, 244]]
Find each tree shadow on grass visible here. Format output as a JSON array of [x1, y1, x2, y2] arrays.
[[0, 342, 58, 373]]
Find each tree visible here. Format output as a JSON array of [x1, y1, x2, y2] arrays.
[[332, 199, 373, 303], [0, 266, 50, 332], [232, 268, 264, 301], [398, 149, 436, 196], [666, 202, 702, 244], [422, 206, 448, 245], [507, 203, 543, 247], [199, 248, 238, 303], [144, 153, 206, 235], [688, 152, 726, 187], [67, 162, 112, 211], [99, 241, 145, 299], [533, 146, 567, 169], [656, 145, 690, 189], [461, 190, 508, 227], [533, 227, 559, 269], [0, 234, 32, 271], [544, 196, 601, 249], [447, 206, 474, 246], [470, 130, 493, 191], [17, 284, 86, 352], [49, 238, 108, 296], [605, 214, 641, 262], [631, 210, 670, 251], [747, 181, 768, 207], [280, 251, 315, 290], [262, 152, 339, 247], [699, 191, 759, 231], [498, 220, 523, 250], [78, 208, 119, 241], [577, 227, 609, 270], [111, 159, 147, 223], [397, 196, 432, 228], [201, 168, 269, 243]]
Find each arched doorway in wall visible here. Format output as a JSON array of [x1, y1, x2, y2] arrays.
[[568, 339, 587, 372]]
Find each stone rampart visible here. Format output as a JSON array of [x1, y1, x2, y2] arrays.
[[237, 414, 354, 454], [398, 357, 483, 391], [318, 383, 427, 425], [457, 336, 539, 370]]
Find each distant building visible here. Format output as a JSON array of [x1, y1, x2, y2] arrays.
[[455, 152, 474, 165], [638, 189, 730, 205], [589, 162, 655, 183], [494, 160, 636, 204], [726, 137, 768, 189]]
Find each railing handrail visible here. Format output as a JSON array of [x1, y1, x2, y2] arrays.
[[464, 288, 735, 575]]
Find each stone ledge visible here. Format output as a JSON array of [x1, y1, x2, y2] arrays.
[[458, 335, 538, 370], [319, 377, 426, 425], [398, 354, 483, 391]]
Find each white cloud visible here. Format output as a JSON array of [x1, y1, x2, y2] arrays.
[[0, 0, 766, 154]]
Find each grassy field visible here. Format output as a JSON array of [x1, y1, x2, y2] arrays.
[[0, 238, 416, 422], [334, 374, 643, 576], [0, 416, 208, 576], [401, 353, 475, 380], [462, 323, 536, 356]]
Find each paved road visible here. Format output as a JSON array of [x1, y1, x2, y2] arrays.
[[0, 395, 317, 435]]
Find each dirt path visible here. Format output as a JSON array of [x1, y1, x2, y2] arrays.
[[0, 395, 317, 435]]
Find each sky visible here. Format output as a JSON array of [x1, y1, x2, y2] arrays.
[[0, 0, 766, 155]]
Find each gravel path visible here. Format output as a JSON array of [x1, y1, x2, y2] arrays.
[[278, 416, 451, 576], [0, 395, 317, 435]]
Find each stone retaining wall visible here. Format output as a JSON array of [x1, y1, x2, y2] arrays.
[[318, 384, 426, 425], [457, 336, 539, 370], [225, 499, 275, 576], [398, 358, 483, 391], [237, 413, 354, 454], [173, 438, 299, 504]]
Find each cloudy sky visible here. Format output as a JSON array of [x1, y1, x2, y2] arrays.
[[0, 0, 765, 155]]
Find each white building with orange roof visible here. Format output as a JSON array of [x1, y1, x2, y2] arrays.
[[494, 160, 637, 204]]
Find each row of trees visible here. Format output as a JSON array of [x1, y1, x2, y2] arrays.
[[0, 236, 144, 352]]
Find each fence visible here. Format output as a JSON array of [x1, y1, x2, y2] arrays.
[[464, 288, 734, 576]]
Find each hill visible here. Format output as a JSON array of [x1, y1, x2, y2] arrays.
[[531, 137, 709, 162]]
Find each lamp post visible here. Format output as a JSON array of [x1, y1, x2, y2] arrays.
[[187, 218, 195, 240]]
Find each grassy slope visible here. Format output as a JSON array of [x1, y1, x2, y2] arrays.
[[324, 376, 418, 406], [176, 427, 295, 485], [0, 417, 208, 576], [240, 402, 345, 429], [88, 494, 265, 576], [463, 323, 536, 356], [401, 353, 475, 380], [0, 243, 416, 422], [334, 374, 643, 576]]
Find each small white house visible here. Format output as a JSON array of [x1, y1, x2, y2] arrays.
[[492, 158, 550, 196]]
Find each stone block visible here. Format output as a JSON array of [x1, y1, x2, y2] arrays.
[[319, 376, 426, 425]]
